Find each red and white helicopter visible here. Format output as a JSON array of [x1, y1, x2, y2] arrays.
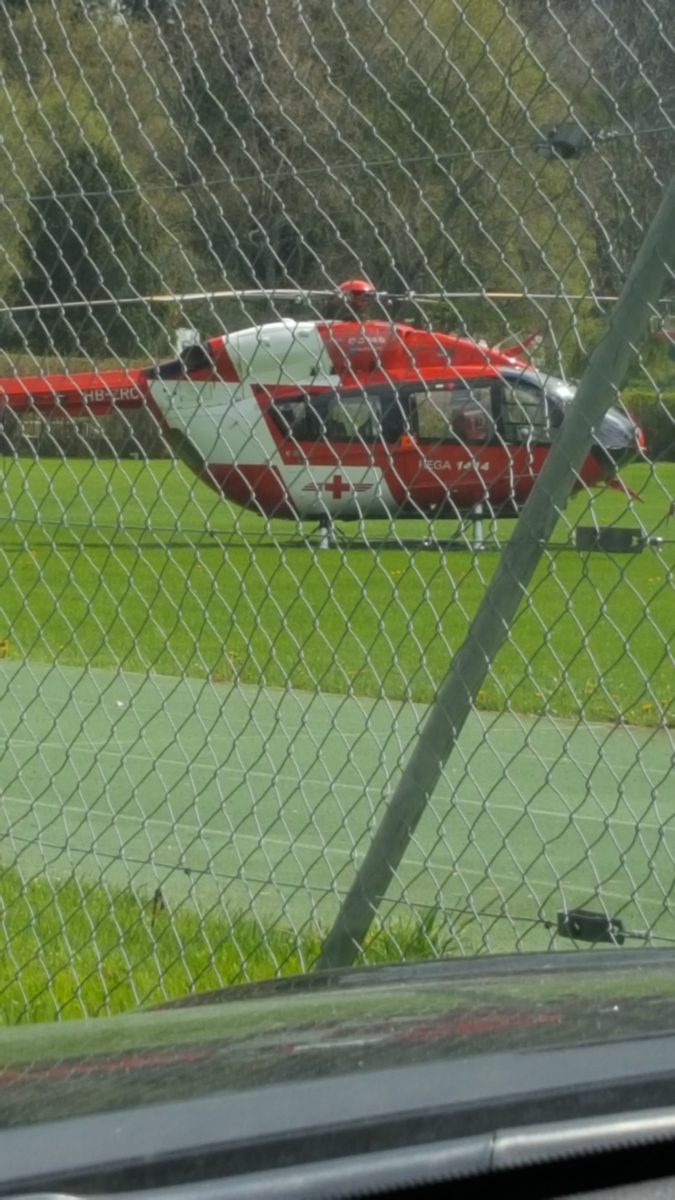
[[0, 279, 642, 546]]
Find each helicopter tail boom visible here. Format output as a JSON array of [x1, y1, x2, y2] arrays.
[[0, 368, 149, 419]]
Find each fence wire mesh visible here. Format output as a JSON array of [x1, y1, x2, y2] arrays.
[[0, 0, 674, 1020]]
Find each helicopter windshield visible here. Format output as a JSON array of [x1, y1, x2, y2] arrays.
[[542, 375, 576, 404]]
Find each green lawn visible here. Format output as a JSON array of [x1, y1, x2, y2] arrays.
[[0, 456, 673, 726], [0, 867, 458, 1024], [1, 455, 673, 1023]]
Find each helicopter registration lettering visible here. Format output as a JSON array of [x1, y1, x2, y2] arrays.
[[424, 459, 490, 472], [53, 387, 139, 406], [87, 388, 137, 403]]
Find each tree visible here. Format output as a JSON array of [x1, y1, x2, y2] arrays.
[[159, 0, 584, 313], [9, 144, 166, 357], [515, 0, 675, 295], [0, 0, 612, 367]]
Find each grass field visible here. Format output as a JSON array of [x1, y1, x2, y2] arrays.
[[0, 867, 458, 1024], [1, 456, 673, 726], [0, 455, 674, 1023]]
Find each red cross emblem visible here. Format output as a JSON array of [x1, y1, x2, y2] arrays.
[[323, 474, 351, 500]]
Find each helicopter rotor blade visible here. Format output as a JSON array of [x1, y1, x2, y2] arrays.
[[0, 287, 631, 316], [0, 288, 342, 316]]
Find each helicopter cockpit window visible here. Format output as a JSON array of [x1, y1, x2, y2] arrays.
[[412, 385, 495, 444], [501, 384, 548, 442]]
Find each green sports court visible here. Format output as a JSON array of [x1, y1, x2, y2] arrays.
[[2, 658, 673, 952]]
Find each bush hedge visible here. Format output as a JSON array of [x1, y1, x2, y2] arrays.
[[620, 389, 675, 461]]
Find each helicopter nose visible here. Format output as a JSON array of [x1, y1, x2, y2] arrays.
[[591, 406, 643, 473]]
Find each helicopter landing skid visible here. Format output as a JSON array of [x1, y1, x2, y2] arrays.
[[422, 504, 493, 552], [291, 505, 497, 552], [311, 514, 341, 550]]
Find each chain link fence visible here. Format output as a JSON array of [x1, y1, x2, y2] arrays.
[[0, 0, 674, 1020]]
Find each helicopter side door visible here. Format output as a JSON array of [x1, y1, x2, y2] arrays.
[[385, 380, 498, 514], [269, 388, 389, 516]]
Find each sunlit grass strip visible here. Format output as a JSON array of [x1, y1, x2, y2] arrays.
[[1, 459, 674, 726], [0, 867, 463, 1025]]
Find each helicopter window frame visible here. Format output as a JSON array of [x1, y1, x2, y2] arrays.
[[269, 389, 386, 444], [499, 378, 550, 443], [325, 392, 382, 442], [268, 398, 309, 440], [408, 381, 497, 446]]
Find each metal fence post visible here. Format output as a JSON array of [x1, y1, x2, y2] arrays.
[[314, 172, 675, 973]]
